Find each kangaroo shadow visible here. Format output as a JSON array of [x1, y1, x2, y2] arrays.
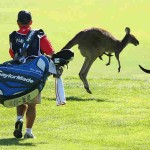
[[0, 138, 36, 146], [66, 96, 113, 102], [43, 96, 113, 103]]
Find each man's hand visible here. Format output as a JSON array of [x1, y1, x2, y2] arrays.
[[53, 66, 63, 78]]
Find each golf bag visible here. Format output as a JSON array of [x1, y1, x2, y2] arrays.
[[0, 55, 50, 107], [0, 49, 74, 108]]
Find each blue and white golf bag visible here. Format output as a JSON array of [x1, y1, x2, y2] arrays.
[[0, 55, 51, 107], [0, 49, 74, 108]]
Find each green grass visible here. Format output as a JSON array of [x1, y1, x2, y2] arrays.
[[0, 0, 150, 150]]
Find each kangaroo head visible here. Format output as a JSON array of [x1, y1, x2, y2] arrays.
[[125, 27, 139, 46]]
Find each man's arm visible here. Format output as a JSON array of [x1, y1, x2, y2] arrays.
[[40, 35, 55, 56]]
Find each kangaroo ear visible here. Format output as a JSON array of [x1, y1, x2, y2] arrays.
[[125, 27, 130, 34]]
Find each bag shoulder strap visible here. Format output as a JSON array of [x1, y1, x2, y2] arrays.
[[20, 29, 38, 56]]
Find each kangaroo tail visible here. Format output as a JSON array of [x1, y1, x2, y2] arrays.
[[139, 65, 150, 74], [61, 31, 83, 50]]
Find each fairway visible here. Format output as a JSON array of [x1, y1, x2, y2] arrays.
[[0, 0, 150, 150]]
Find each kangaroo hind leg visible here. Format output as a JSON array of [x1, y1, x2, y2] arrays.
[[79, 57, 96, 94]]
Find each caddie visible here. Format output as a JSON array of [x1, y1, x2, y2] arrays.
[[9, 10, 54, 139]]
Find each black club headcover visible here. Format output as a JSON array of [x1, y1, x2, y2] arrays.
[[52, 49, 74, 66]]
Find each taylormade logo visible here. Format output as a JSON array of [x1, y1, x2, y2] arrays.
[[0, 71, 34, 83]]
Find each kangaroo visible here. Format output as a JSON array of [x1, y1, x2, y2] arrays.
[[61, 27, 139, 94], [139, 65, 150, 74]]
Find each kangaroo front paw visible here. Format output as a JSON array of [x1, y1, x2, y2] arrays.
[[106, 63, 110, 66], [99, 56, 103, 60]]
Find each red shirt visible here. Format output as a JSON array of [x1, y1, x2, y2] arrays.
[[9, 26, 54, 58]]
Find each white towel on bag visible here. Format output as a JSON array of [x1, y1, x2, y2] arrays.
[[55, 77, 66, 106], [48, 59, 66, 106]]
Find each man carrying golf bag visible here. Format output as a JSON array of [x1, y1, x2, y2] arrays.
[[2, 10, 72, 139]]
